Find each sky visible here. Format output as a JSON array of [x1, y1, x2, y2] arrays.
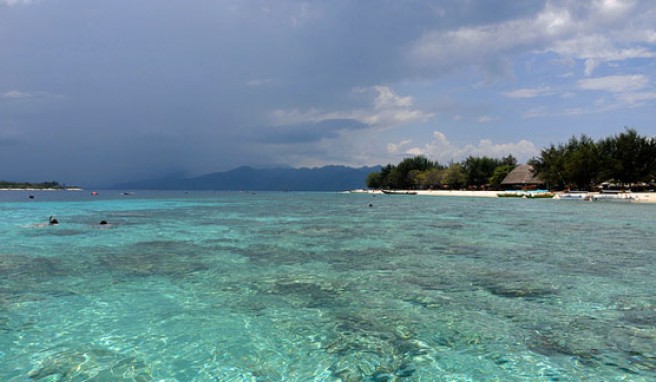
[[1, 0, 655, 186]]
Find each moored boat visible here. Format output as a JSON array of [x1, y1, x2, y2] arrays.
[[497, 190, 554, 198], [591, 190, 634, 202], [381, 190, 418, 195], [554, 191, 592, 200]]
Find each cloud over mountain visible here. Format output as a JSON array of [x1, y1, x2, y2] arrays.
[[0, 1, 653, 186]]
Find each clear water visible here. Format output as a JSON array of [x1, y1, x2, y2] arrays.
[[1, 190, 655, 381]]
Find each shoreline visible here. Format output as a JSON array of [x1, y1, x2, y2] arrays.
[[348, 189, 506, 198], [414, 190, 500, 198], [348, 189, 656, 203]]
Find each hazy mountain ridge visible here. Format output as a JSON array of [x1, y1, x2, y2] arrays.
[[110, 165, 380, 191]]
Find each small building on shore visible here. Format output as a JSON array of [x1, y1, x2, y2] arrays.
[[501, 164, 544, 190]]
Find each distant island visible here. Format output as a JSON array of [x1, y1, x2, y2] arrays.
[[0, 181, 79, 190]]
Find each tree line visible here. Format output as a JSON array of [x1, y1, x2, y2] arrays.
[[366, 154, 518, 190], [529, 128, 656, 191], [366, 128, 656, 191]]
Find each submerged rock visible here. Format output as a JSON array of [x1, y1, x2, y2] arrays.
[[622, 309, 656, 327], [264, 278, 346, 309], [396, 362, 416, 378], [371, 371, 394, 382], [98, 241, 209, 278], [474, 271, 559, 299], [485, 283, 558, 299], [528, 333, 600, 361]]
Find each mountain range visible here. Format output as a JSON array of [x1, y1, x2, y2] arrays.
[[110, 165, 380, 191]]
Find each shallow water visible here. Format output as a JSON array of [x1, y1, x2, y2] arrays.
[[1, 190, 655, 381]]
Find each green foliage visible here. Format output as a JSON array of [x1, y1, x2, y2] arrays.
[[366, 155, 441, 190], [463, 156, 515, 188], [562, 135, 600, 191], [366, 154, 517, 190], [489, 164, 515, 187], [442, 163, 467, 189], [530, 134, 601, 190], [529, 143, 566, 189], [531, 128, 656, 190], [407, 169, 423, 189], [420, 168, 444, 189], [365, 172, 382, 189], [598, 128, 656, 185]]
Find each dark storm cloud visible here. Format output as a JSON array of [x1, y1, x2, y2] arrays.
[[2, 0, 428, 185], [259, 119, 368, 144], [0, 131, 24, 148], [1, 1, 654, 185]]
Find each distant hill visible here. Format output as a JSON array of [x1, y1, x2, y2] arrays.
[[110, 165, 380, 191]]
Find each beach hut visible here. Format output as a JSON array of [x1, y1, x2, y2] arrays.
[[501, 164, 544, 190]]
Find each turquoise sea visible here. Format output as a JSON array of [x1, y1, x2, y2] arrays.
[[1, 191, 655, 381]]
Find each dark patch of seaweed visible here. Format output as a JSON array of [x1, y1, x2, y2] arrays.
[[328, 247, 405, 272], [622, 308, 656, 327], [485, 283, 558, 299], [0, 253, 70, 279], [0, 253, 89, 307], [231, 244, 316, 266], [474, 270, 559, 300], [97, 239, 213, 278], [401, 272, 463, 291], [269, 279, 346, 309], [528, 333, 601, 362]]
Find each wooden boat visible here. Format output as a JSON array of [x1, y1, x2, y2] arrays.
[[381, 190, 417, 195]]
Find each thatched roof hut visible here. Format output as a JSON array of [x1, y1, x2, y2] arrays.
[[501, 164, 544, 188]]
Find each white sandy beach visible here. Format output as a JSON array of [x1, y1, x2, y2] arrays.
[[349, 189, 656, 202], [348, 189, 500, 197], [628, 193, 656, 203], [351, 189, 515, 197], [414, 190, 500, 197]]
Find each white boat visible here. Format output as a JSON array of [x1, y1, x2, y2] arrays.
[[591, 190, 634, 202], [554, 191, 591, 200]]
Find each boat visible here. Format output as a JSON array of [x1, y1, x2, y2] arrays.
[[524, 191, 555, 199], [381, 190, 417, 195], [554, 191, 592, 200], [497, 190, 554, 198], [591, 190, 634, 202]]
